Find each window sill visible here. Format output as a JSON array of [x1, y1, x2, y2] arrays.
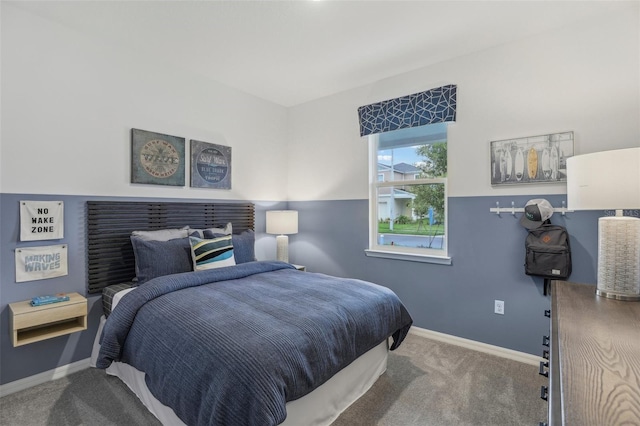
[[364, 249, 452, 265]]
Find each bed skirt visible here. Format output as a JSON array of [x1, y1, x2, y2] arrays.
[[90, 316, 388, 426]]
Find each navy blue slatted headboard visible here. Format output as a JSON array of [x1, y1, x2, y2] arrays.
[[86, 201, 254, 294]]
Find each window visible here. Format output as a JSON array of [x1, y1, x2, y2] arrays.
[[357, 84, 456, 263], [366, 123, 450, 263]]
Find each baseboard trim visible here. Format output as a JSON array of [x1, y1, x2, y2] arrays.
[[0, 358, 91, 397], [409, 327, 543, 366]]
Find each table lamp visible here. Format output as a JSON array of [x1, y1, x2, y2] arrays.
[[567, 147, 640, 300], [266, 210, 298, 263]]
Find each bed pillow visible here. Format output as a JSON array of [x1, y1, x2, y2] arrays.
[[131, 228, 189, 241], [184, 222, 232, 238], [203, 229, 255, 264], [189, 235, 236, 271], [130, 236, 193, 284]]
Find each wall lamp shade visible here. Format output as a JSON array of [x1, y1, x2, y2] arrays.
[[266, 210, 298, 263], [567, 147, 640, 301]]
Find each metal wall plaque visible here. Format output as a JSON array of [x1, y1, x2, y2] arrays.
[[190, 140, 232, 190], [131, 129, 185, 186]]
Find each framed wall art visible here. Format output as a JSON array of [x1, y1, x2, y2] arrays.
[[190, 140, 232, 189], [131, 129, 185, 186], [490, 131, 574, 186]]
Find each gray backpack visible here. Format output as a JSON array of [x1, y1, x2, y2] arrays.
[[524, 223, 572, 279]]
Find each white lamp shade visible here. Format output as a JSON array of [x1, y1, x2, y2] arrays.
[[567, 147, 640, 211], [266, 210, 298, 235]]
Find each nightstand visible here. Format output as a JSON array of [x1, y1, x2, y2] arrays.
[[292, 264, 306, 271], [9, 292, 87, 347]]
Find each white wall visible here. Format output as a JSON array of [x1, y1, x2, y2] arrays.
[[4, 4, 637, 203], [1, 4, 289, 201], [287, 6, 640, 201]]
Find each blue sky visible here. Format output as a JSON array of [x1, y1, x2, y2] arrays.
[[378, 145, 425, 167]]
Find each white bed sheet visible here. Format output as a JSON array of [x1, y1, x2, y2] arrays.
[[90, 288, 388, 426]]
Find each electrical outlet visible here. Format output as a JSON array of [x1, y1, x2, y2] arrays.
[[494, 300, 505, 315]]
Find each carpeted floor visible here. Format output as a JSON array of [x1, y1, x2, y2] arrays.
[[0, 332, 547, 425], [0, 366, 162, 426], [333, 333, 547, 425]]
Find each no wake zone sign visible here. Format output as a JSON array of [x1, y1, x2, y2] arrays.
[[20, 201, 64, 241]]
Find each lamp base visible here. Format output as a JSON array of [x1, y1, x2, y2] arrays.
[[595, 288, 640, 301], [596, 216, 640, 301], [276, 235, 289, 263]]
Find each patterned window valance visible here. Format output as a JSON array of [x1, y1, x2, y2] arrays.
[[357, 84, 457, 137]]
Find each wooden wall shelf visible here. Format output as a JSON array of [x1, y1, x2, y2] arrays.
[[9, 292, 87, 347]]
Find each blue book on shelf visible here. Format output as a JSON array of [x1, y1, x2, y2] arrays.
[[31, 294, 70, 307]]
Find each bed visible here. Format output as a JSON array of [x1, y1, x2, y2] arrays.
[[87, 201, 413, 426]]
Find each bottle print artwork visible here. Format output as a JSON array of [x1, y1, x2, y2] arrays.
[[515, 148, 524, 181], [505, 149, 513, 181], [490, 131, 573, 186], [527, 147, 538, 180], [542, 147, 551, 179], [550, 145, 559, 180]]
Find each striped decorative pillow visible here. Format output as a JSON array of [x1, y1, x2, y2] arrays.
[[189, 235, 236, 271]]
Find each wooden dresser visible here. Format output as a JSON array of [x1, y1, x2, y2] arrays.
[[542, 281, 640, 425]]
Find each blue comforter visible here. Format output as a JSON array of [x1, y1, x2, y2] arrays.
[[96, 261, 412, 426]]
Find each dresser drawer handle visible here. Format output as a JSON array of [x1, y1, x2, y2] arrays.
[[542, 335, 550, 347], [542, 349, 549, 360], [539, 361, 549, 377], [540, 385, 548, 401], [544, 309, 551, 318]]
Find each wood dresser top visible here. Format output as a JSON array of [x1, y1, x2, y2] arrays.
[[552, 281, 640, 425]]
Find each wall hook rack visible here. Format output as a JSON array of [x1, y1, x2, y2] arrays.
[[490, 200, 572, 216]]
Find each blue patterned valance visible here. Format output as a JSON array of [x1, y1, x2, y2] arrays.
[[357, 84, 457, 137]]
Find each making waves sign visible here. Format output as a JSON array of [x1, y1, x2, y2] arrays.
[[15, 244, 68, 282]]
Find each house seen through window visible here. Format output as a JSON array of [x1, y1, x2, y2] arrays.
[[369, 122, 448, 259]]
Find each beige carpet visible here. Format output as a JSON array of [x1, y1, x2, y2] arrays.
[[333, 332, 548, 425], [0, 332, 547, 426]]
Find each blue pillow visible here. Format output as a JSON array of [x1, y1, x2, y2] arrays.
[[130, 236, 193, 284], [203, 229, 255, 264], [189, 235, 236, 271], [184, 222, 232, 238]]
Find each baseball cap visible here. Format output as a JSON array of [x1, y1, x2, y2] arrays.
[[520, 199, 554, 230]]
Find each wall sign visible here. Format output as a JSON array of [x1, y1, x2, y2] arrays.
[[15, 244, 68, 282], [131, 128, 186, 186], [190, 140, 232, 189], [20, 200, 64, 241]]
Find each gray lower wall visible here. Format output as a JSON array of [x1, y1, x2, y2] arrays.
[[0, 193, 286, 385], [1, 192, 604, 385], [287, 195, 602, 356]]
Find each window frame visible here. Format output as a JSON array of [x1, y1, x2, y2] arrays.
[[365, 134, 452, 265]]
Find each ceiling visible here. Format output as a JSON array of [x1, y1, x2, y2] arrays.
[[9, 0, 636, 107]]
